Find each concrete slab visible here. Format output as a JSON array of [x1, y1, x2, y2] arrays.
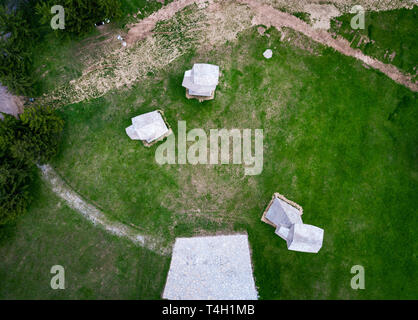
[[163, 234, 258, 300]]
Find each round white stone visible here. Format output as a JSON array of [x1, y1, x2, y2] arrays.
[[263, 49, 273, 59]]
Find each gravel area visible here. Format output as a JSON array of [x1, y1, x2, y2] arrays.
[[163, 234, 258, 300]]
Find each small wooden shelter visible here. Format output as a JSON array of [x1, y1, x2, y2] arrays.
[[262, 193, 324, 253], [125, 110, 172, 147], [182, 63, 220, 101]]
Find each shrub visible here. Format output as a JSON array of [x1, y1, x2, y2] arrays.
[[36, 0, 122, 36], [0, 105, 64, 225], [18, 105, 65, 164], [0, 4, 34, 95], [0, 159, 33, 226]]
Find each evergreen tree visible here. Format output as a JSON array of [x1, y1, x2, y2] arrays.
[[0, 4, 34, 95], [0, 106, 64, 225]]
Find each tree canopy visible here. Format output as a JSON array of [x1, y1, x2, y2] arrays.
[[0, 106, 64, 225]]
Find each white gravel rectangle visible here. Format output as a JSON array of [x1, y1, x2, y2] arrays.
[[163, 234, 258, 300]]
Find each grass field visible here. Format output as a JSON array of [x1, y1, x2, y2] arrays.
[[0, 6, 417, 299], [29, 0, 171, 96], [49, 26, 417, 299], [0, 175, 169, 299], [331, 6, 418, 77]]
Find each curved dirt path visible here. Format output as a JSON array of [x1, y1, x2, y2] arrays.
[[240, 0, 417, 92], [39, 164, 169, 255]]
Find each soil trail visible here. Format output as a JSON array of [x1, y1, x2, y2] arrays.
[[39, 164, 170, 255], [240, 0, 417, 91]]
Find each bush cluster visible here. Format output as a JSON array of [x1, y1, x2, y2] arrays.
[[0, 106, 64, 225]]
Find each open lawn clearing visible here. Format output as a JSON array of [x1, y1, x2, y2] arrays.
[[50, 25, 417, 299], [331, 6, 418, 77], [0, 176, 169, 299], [1, 0, 416, 300]]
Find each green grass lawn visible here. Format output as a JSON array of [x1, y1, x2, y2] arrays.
[[331, 6, 418, 77], [46, 26, 417, 299], [120, 0, 168, 20], [1, 7, 417, 299], [28, 0, 171, 97], [0, 175, 169, 299]]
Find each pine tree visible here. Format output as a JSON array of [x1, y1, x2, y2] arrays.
[[0, 106, 64, 225], [36, 0, 122, 36]]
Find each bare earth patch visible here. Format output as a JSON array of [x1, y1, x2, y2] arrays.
[[241, 0, 418, 92], [126, 0, 197, 45], [304, 4, 341, 30], [256, 0, 415, 13]]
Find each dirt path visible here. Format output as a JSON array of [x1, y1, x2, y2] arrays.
[[39, 164, 170, 255], [239, 0, 417, 92], [41, 0, 416, 108]]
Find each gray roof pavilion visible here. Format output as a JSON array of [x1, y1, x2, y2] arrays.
[[286, 224, 324, 253], [182, 63, 219, 97], [265, 196, 303, 228], [262, 192, 324, 253], [0, 84, 24, 119], [125, 110, 170, 146]]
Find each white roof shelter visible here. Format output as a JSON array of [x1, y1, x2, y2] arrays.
[[262, 193, 324, 253], [265, 196, 303, 228], [286, 224, 324, 253], [182, 63, 220, 97], [275, 225, 290, 241], [125, 110, 170, 144]]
